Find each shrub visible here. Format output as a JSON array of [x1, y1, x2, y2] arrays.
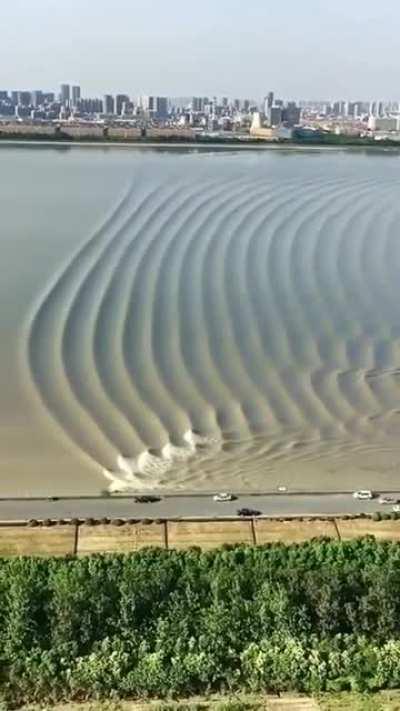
[[0, 540, 399, 704]]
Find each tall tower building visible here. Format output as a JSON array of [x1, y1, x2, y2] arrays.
[[17, 91, 31, 106], [71, 86, 81, 107], [191, 97, 204, 112], [60, 84, 71, 106], [32, 91, 43, 107], [116, 94, 130, 115], [139, 96, 168, 119], [264, 91, 275, 125], [103, 94, 115, 114]]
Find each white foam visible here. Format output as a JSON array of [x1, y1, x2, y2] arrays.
[[137, 450, 171, 475], [183, 429, 220, 447], [103, 430, 223, 491], [117, 455, 138, 477], [102, 467, 137, 492], [162, 441, 194, 462]]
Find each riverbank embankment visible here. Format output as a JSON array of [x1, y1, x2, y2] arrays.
[[1, 515, 400, 556]]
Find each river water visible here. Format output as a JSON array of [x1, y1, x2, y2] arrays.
[[2, 144, 400, 496]]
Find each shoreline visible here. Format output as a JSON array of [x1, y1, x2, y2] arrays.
[[1, 138, 400, 151]]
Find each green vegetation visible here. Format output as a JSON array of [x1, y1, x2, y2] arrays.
[[0, 129, 266, 145], [2, 539, 400, 706], [320, 690, 400, 710], [292, 128, 400, 147], [11, 694, 400, 710], [2, 127, 400, 148]]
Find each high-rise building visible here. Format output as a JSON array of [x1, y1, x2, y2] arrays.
[[0, 91, 8, 101], [159, 97, 168, 118], [0, 103, 14, 116], [269, 106, 282, 126], [103, 94, 115, 114], [71, 86, 81, 107], [264, 91, 275, 125], [191, 97, 204, 112], [282, 103, 301, 128], [17, 91, 31, 106], [60, 84, 70, 106], [140, 96, 168, 119], [116, 94, 130, 115], [122, 100, 134, 115], [11, 91, 19, 106], [16, 105, 31, 118], [282, 103, 301, 127], [332, 100, 348, 116], [32, 90, 43, 107]]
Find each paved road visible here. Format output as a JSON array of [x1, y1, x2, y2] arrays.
[[0, 492, 398, 522]]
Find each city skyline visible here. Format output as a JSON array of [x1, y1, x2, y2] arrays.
[[2, 81, 399, 144], [1, 83, 400, 107], [1, 0, 400, 99]]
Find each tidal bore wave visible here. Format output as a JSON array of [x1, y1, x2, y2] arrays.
[[27, 174, 400, 491]]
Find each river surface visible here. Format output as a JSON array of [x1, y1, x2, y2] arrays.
[[1, 144, 400, 496]]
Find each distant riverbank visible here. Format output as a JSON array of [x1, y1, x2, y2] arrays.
[[1, 137, 400, 151]]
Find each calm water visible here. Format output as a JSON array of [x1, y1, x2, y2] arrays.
[[2, 144, 400, 496]]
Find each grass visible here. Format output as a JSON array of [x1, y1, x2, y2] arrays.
[[77, 521, 165, 554], [167, 520, 254, 549], [3, 516, 400, 558], [319, 690, 400, 710], [10, 695, 295, 710], [254, 518, 337, 543], [0, 525, 75, 556], [336, 519, 400, 541], [12, 694, 400, 710]]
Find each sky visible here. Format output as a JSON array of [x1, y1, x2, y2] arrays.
[[1, 0, 399, 101]]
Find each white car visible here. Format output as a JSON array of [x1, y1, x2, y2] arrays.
[[353, 490, 374, 500], [379, 496, 397, 505], [213, 492, 235, 503]]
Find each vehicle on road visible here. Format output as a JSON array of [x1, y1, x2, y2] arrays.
[[353, 490, 374, 500], [379, 495, 398, 505], [213, 492, 236, 502], [134, 495, 161, 504], [237, 507, 261, 517], [393, 505, 400, 513]]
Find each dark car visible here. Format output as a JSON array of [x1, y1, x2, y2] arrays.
[[237, 507, 261, 517], [134, 495, 161, 504]]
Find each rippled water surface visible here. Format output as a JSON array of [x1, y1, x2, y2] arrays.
[[2, 144, 400, 495]]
